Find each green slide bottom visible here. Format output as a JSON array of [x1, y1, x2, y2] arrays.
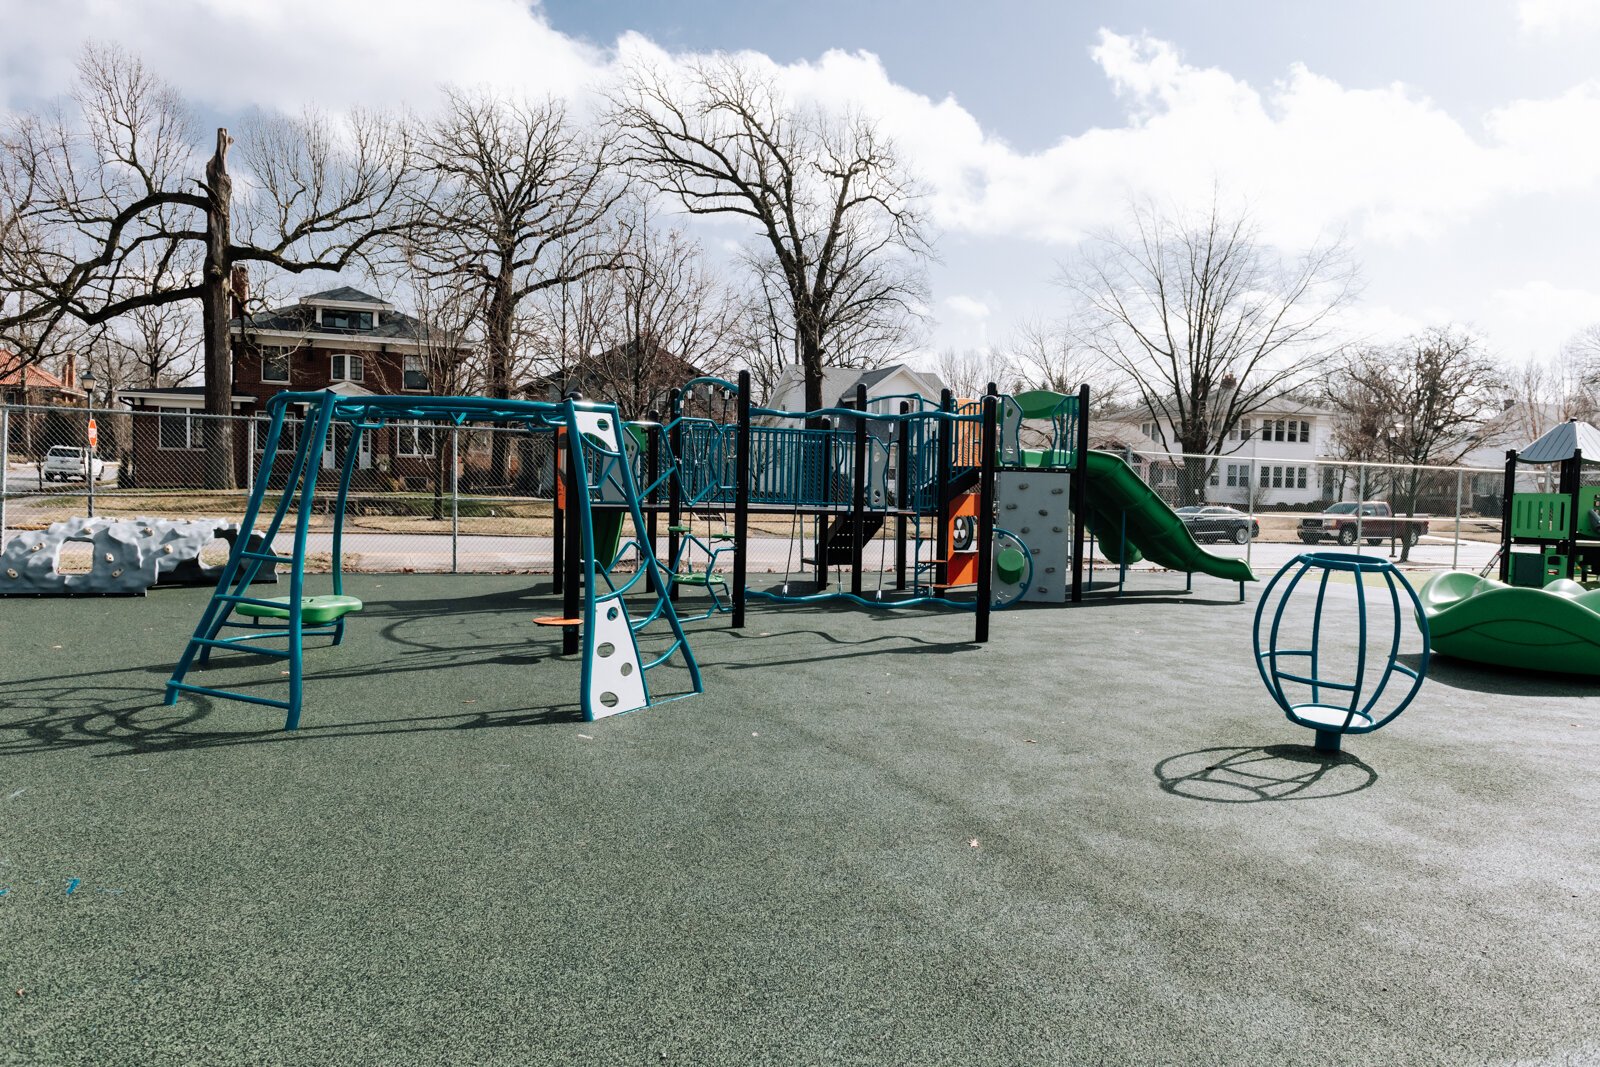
[[1419, 571, 1600, 676], [1080, 450, 1256, 584]]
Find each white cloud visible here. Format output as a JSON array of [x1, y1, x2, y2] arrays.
[[944, 295, 990, 320], [1488, 281, 1600, 356], [1518, 0, 1600, 33], [0, 0, 608, 115]]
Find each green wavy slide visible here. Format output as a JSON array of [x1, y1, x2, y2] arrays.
[[1080, 450, 1256, 584], [1419, 571, 1600, 676]]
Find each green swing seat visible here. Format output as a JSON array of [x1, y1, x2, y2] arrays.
[[235, 595, 365, 625], [672, 572, 726, 586]]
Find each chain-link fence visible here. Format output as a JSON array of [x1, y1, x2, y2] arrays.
[[4, 402, 1565, 578]]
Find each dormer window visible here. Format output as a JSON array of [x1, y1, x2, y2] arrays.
[[330, 353, 364, 382], [321, 309, 373, 332]]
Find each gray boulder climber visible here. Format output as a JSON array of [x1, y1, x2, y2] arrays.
[[0, 517, 278, 596]]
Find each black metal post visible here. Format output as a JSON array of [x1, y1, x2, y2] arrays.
[[645, 411, 660, 595], [975, 393, 998, 643], [1567, 448, 1583, 580], [935, 389, 953, 590], [850, 383, 868, 597], [733, 370, 751, 628], [552, 427, 565, 595], [561, 428, 581, 656], [895, 400, 909, 590], [668, 388, 684, 603], [1499, 449, 1517, 583], [1071, 383, 1091, 603]]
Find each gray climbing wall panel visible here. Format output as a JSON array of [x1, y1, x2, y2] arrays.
[[997, 471, 1071, 603], [0, 517, 275, 596]]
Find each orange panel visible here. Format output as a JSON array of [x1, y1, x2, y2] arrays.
[[947, 492, 979, 587]]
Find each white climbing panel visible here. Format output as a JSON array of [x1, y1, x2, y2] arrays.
[[997, 471, 1071, 603], [570, 407, 651, 720]]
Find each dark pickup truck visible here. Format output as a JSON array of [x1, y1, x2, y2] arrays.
[[1298, 501, 1428, 547]]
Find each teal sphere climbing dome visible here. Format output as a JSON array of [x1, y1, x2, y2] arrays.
[[1252, 551, 1430, 753]]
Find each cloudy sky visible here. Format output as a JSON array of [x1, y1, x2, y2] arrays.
[[4, 0, 1599, 365]]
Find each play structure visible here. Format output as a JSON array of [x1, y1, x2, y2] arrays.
[[165, 391, 701, 728], [1, 516, 274, 595], [1407, 419, 1600, 677], [1495, 419, 1600, 587], [1418, 572, 1600, 676], [162, 374, 1260, 730], [1253, 552, 1429, 753]]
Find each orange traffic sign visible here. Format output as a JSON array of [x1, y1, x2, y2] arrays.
[[87, 418, 98, 449]]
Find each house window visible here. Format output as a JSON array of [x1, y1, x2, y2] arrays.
[[1225, 464, 1238, 488], [254, 413, 298, 454], [1297, 467, 1308, 489], [321, 309, 373, 332], [1141, 421, 1156, 440], [1236, 418, 1253, 441], [1272, 466, 1284, 488], [397, 421, 435, 458], [1208, 467, 1219, 486], [261, 346, 293, 384], [330, 353, 364, 382], [1151, 465, 1165, 485], [402, 355, 428, 392], [1259, 465, 1271, 489], [158, 407, 197, 449]]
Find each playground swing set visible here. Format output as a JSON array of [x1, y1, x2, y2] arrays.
[[164, 372, 1270, 729]]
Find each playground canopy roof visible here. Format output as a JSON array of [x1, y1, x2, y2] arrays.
[[1519, 418, 1600, 464]]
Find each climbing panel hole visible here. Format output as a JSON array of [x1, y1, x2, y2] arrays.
[[599, 691, 619, 708], [199, 538, 231, 568], [597, 641, 616, 659], [620, 662, 634, 677], [596, 417, 610, 431], [606, 606, 620, 621], [57, 539, 94, 575]]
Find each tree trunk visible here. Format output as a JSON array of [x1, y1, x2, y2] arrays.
[[201, 129, 236, 490], [486, 266, 514, 487]]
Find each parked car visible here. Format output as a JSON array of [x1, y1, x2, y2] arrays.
[[41, 445, 108, 483], [1298, 501, 1427, 546], [1177, 505, 1259, 544]]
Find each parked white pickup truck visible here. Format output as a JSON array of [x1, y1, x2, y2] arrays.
[[41, 445, 109, 483]]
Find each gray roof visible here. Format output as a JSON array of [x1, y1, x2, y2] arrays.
[[303, 286, 389, 305], [1518, 419, 1600, 464], [232, 298, 428, 342]]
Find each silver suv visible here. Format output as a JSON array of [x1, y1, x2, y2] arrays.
[[42, 445, 108, 482]]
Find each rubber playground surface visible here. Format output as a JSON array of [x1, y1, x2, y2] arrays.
[[3, 574, 1597, 1065]]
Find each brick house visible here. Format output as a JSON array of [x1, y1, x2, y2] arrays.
[[119, 287, 471, 489], [1, 351, 88, 458]]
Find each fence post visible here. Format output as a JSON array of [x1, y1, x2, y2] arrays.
[[0, 406, 8, 539], [1453, 469, 1463, 571], [247, 415, 257, 491], [451, 425, 460, 575], [1355, 466, 1366, 553]]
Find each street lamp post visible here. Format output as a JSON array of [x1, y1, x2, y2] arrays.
[[82, 368, 97, 518]]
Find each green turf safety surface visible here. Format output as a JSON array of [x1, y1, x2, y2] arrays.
[[232, 594, 364, 624], [5, 574, 1598, 1064]]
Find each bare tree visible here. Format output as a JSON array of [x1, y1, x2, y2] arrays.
[[932, 347, 1009, 399], [1061, 195, 1358, 503], [1324, 327, 1502, 560], [588, 205, 739, 419], [407, 88, 626, 483], [610, 56, 931, 416], [0, 46, 414, 486], [1002, 318, 1123, 414]]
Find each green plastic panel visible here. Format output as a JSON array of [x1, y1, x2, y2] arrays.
[[1510, 493, 1571, 539]]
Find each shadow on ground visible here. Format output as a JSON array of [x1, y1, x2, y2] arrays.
[[1154, 743, 1378, 802]]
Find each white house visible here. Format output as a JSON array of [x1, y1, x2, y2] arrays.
[[1101, 395, 1339, 508]]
